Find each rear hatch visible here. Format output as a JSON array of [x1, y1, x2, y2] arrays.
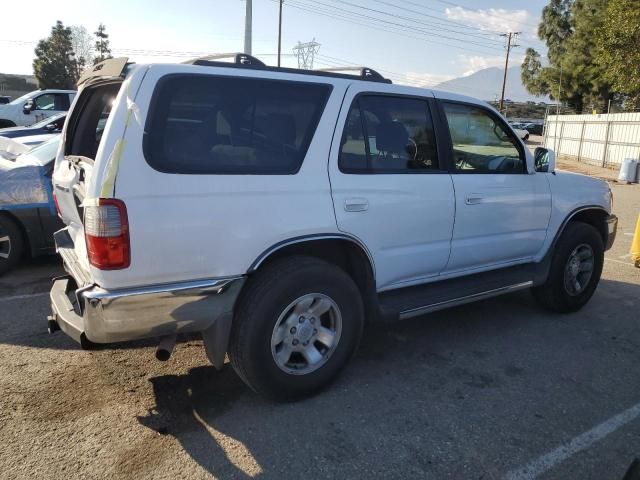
[[53, 79, 124, 282]]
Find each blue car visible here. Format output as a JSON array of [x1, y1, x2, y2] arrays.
[[0, 136, 63, 274], [0, 112, 66, 140]]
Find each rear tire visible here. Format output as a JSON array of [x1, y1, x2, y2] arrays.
[[0, 215, 25, 275], [228, 256, 364, 401], [0, 119, 16, 129], [533, 222, 604, 313]]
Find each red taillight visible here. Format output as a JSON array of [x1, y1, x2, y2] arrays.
[[52, 192, 61, 217], [84, 198, 130, 270]]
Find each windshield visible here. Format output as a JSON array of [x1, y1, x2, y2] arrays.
[[15, 135, 60, 167], [31, 112, 66, 128], [8, 92, 34, 106]]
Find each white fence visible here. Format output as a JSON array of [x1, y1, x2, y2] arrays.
[[544, 112, 640, 168]]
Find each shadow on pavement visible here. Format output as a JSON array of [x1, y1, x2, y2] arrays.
[[137, 278, 640, 479]]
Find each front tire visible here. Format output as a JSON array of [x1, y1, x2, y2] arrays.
[[0, 119, 16, 129], [228, 256, 364, 401], [0, 215, 25, 275], [533, 222, 604, 313]]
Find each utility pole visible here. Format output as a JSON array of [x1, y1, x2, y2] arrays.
[[277, 0, 283, 67], [244, 0, 252, 55], [498, 32, 520, 114], [557, 63, 562, 115]]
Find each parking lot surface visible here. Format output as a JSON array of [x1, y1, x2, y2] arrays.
[[1, 182, 639, 480]]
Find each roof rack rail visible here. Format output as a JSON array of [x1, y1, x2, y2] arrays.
[[184, 53, 266, 67], [182, 52, 391, 83], [316, 66, 390, 83]]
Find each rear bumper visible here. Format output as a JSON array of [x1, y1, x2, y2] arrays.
[[605, 214, 618, 251], [49, 274, 245, 345]]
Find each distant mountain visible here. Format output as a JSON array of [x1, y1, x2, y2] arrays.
[[433, 66, 549, 103]]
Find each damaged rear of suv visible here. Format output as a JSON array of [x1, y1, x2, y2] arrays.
[[49, 56, 357, 399]]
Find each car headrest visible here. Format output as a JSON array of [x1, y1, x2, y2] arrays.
[[375, 121, 409, 154]]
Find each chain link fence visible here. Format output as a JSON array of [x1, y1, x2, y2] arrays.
[[543, 112, 640, 169]]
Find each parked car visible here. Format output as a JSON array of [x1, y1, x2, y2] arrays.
[[0, 112, 66, 140], [523, 123, 544, 136], [0, 96, 11, 105], [0, 136, 31, 161], [48, 56, 617, 400], [0, 90, 75, 128], [0, 136, 62, 274], [508, 122, 530, 141]]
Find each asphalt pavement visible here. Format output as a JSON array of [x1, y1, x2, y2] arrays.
[[0, 182, 638, 480]]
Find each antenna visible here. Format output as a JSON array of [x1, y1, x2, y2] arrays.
[[293, 39, 320, 70]]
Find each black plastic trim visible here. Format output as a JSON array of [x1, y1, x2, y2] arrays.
[[247, 233, 376, 278]]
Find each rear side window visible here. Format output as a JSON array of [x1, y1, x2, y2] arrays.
[[144, 75, 332, 174], [339, 94, 439, 173]]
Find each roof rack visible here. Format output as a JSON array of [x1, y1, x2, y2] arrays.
[[182, 52, 392, 84], [183, 53, 266, 67], [315, 66, 389, 83]]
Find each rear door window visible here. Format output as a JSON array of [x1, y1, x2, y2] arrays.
[[339, 94, 440, 173], [143, 75, 331, 174]]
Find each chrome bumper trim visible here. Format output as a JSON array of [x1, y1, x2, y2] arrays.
[[50, 275, 245, 344]]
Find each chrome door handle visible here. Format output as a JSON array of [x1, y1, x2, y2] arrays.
[[465, 194, 484, 205], [344, 198, 369, 212]]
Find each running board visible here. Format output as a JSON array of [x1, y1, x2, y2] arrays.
[[398, 281, 533, 319], [378, 263, 539, 321]]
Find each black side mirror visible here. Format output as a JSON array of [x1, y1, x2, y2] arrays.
[[23, 101, 34, 114], [534, 147, 556, 173]]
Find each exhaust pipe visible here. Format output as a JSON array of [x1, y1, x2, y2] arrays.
[[47, 315, 60, 334], [155, 334, 177, 361]]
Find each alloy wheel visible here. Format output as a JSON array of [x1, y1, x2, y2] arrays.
[[271, 293, 342, 375], [563, 243, 594, 296]]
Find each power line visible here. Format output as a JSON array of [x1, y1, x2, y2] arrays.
[[272, 0, 503, 56], [298, 0, 504, 51], [368, 0, 504, 36], [320, 0, 504, 45]]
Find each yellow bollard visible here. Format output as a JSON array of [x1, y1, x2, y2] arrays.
[[632, 214, 640, 268]]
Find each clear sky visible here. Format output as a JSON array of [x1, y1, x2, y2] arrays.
[[0, 0, 548, 89]]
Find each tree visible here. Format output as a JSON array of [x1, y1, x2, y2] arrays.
[[70, 25, 94, 77], [93, 23, 112, 65], [33, 21, 78, 89], [595, 0, 640, 109], [521, 0, 611, 113]]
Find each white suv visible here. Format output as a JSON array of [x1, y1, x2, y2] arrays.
[[48, 56, 617, 400], [0, 89, 76, 128]]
